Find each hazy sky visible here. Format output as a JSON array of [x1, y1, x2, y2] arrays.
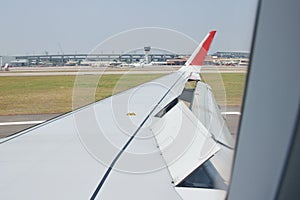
[[0, 0, 258, 55]]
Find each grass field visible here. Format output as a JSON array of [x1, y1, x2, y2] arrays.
[[202, 73, 247, 106], [0, 73, 246, 115], [0, 74, 165, 115]]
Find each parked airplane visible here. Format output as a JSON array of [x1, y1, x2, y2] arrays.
[[129, 60, 168, 67], [0, 63, 10, 71]]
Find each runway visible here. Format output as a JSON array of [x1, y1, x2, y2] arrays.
[[0, 71, 175, 76], [0, 66, 247, 76], [0, 114, 59, 138], [0, 106, 241, 139]]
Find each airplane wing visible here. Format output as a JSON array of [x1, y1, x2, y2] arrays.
[[0, 30, 233, 199]]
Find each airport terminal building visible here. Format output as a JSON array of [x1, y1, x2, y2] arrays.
[[1, 51, 250, 67]]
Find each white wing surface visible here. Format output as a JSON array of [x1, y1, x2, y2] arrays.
[[0, 31, 234, 200]]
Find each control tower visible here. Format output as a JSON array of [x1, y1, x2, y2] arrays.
[[144, 46, 151, 64]]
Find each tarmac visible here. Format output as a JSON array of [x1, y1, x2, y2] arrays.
[[0, 106, 241, 139], [0, 66, 247, 76]]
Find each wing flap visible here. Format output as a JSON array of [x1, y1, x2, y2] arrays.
[[151, 101, 220, 185], [191, 81, 235, 148], [191, 81, 235, 183]]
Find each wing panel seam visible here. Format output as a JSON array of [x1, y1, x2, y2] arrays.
[[90, 71, 186, 200]]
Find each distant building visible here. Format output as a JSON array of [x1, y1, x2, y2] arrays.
[[4, 51, 250, 67], [212, 51, 250, 59], [207, 51, 250, 66], [167, 57, 188, 65], [10, 59, 29, 67]]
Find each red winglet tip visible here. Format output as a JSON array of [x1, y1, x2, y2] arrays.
[[189, 30, 217, 66]]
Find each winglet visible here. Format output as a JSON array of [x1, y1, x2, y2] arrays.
[[185, 30, 216, 67]]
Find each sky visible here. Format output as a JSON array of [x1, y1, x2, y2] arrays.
[[0, 0, 258, 56]]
